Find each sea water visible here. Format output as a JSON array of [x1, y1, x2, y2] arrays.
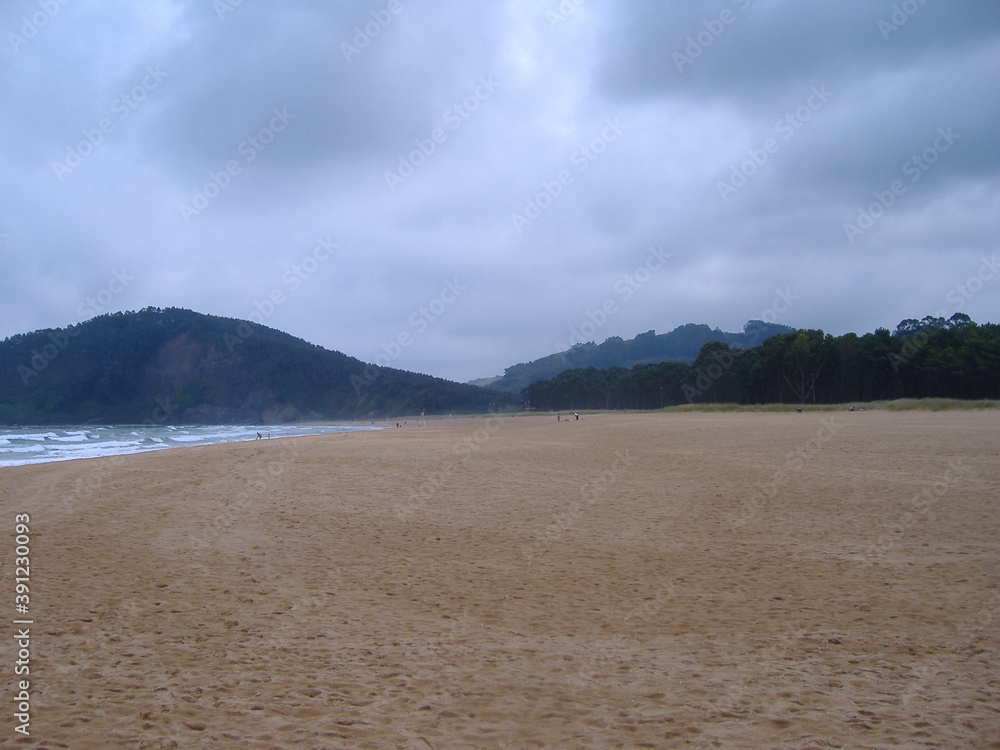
[[0, 424, 379, 468]]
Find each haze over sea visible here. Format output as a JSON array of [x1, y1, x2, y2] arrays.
[[0, 424, 378, 468]]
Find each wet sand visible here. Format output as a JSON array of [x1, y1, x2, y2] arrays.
[[2, 410, 999, 748]]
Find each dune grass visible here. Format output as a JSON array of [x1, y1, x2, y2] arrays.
[[657, 398, 1000, 413], [877, 398, 1000, 411], [470, 398, 1000, 418]]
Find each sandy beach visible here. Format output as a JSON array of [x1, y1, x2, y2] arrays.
[[2, 410, 999, 749]]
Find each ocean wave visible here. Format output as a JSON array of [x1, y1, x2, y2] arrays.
[[0, 424, 379, 468]]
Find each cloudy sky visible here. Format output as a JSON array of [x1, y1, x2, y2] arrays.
[[2, 1, 998, 382]]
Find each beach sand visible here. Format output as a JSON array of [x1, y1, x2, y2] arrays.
[[2, 410, 999, 748]]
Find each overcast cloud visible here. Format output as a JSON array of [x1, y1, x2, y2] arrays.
[[2, 0, 999, 382]]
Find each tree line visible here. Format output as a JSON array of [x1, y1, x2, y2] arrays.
[[522, 314, 1000, 410]]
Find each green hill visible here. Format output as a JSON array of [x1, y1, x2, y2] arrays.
[[0, 307, 504, 424], [522, 314, 1000, 409], [489, 320, 796, 394]]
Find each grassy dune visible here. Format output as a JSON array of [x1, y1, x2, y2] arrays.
[[655, 398, 1000, 413]]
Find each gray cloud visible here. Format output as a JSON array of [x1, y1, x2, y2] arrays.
[[1, 0, 998, 383]]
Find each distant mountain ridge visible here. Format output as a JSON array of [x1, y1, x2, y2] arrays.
[[0, 307, 503, 425], [520, 313, 999, 409], [479, 321, 797, 394]]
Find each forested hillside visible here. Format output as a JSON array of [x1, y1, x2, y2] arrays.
[[0, 308, 503, 424], [523, 315, 1000, 410], [489, 320, 797, 394]]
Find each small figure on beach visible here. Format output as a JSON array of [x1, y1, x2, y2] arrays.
[[574, 413, 579, 420], [557, 414, 561, 421], [256, 432, 262, 440]]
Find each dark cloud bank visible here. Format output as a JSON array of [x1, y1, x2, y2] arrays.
[[2, 0, 998, 381]]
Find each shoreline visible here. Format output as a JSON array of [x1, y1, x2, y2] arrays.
[[0, 423, 381, 470]]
